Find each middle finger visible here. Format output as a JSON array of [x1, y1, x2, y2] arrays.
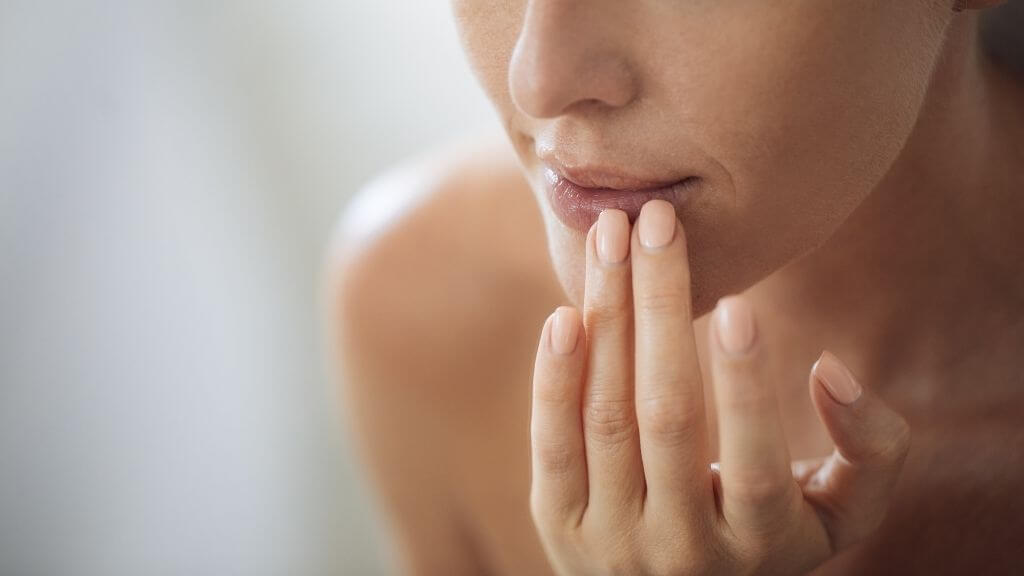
[[631, 200, 712, 518]]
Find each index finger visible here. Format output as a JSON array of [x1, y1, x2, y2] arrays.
[[631, 200, 712, 519]]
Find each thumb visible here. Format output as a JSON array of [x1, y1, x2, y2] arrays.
[[802, 350, 912, 552]]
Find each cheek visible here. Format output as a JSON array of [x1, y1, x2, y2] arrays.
[[457, 0, 949, 312], [668, 2, 947, 296], [546, 223, 587, 309], [523, 179, 585, 307]]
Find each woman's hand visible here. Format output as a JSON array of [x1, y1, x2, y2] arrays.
[[530, 200, 911, 576]]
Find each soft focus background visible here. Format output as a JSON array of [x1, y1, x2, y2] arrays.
[[0, 1, 496, 574], [6, 2, 1024, 576]]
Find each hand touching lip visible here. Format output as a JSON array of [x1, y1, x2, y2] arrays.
[[543, 165, 702, 232], [529, 200, 911, 576]]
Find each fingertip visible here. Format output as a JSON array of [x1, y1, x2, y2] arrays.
[[712, 296, 758, 358], [811, 350, 862, 406], [596, 209, 631, 264], [534, 308, 586, 403], [550, 306, 582, 355], [808, 352, 911, 469], [636, 199, 681, 250]]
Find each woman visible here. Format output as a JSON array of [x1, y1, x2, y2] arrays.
[[333, 1, 1024, 574]]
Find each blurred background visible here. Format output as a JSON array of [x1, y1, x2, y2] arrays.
[[6, 2, 1023, 575], [0, 1, 496, 574]]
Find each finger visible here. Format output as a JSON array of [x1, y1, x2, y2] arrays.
[[582, 209, 646, 512], [803, 351, 912, 551], [710, 296, 799, 536], [630, 200, 711, 517], [531, 307, 588, 530]]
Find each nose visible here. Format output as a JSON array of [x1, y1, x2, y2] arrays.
[[509, 1, 638, 119]]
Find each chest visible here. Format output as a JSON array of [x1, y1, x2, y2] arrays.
[[816, 424, 1024, 574]]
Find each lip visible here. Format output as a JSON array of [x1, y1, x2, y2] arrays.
[[543, 165, 701, 232]]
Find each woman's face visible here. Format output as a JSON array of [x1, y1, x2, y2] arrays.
[[453, 0, 955, 315]]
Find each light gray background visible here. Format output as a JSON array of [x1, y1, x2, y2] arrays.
[[4, 2, 1022, 575], [0, 1, 494, 574]]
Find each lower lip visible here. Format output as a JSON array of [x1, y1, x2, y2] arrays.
[[545, 171, 701, 232]]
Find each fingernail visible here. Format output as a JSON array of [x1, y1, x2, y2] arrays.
[[596, 210, 630, 263], [550, 307, 580, 355], [715, 296, 756, 356], [813, 351, 862, 405], [638, 200, 677, 249]]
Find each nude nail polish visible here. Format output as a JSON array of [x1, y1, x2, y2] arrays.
[[813, 351, 862, 405], [550, 307, 580, 355], [596, 210, 629, 263], [638, 200, 677, 249], [715, 296, 756, 355]]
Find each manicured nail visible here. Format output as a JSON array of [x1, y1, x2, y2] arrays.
[[813, 351, 862, 405], [550, 307, 580, 355], [715, 296, 756, 356], [596, 209, 630, 263], [638, 200, 677, 249]]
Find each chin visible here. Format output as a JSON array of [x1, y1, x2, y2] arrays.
[[532, 170, 832, 322], [538, 208, 586, 307]]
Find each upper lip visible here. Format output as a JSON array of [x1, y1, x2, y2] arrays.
[[538, 149, 692, 192]]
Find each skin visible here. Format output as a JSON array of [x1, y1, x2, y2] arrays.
[[529, 202, 912, 575], [453, 0, 1011, 316], [332, 0, 1024, 573]]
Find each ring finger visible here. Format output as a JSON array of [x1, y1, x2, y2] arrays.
[[582, 209, 646, 515]]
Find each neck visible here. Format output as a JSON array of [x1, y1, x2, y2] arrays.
[[749, 15, 1024, 403]]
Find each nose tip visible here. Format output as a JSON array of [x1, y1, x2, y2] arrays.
[[508, 5, 638, 119]]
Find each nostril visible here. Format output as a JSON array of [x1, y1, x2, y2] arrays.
[[509, 50, 639, 119], [568, 98, 619, 116]]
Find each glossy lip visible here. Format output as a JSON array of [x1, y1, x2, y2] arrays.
[[543, 165, 701, 232]]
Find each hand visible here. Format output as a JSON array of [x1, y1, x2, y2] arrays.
[[530, 200, 911, 576]]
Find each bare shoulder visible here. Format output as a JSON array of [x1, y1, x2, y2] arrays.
[[328, 133, 563, 574], [330, 133, 563, 386]]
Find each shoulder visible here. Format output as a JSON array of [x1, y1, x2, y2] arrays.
[[326, 132, 564, 572], [328, 133, 562, 389]]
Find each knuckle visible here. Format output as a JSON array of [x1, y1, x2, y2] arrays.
[[638, 392, 702, 446], [583, 395, 637, 445], [635, 288, 690, 320], [726, 474, 795, 510], [584, 300, 628, 331], [532, 435, 582, 476]]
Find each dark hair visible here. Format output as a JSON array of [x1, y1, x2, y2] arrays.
[[982, 0, 1024, 73]]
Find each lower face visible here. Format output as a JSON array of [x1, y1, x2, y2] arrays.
[[453, 0, 955, 316]]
